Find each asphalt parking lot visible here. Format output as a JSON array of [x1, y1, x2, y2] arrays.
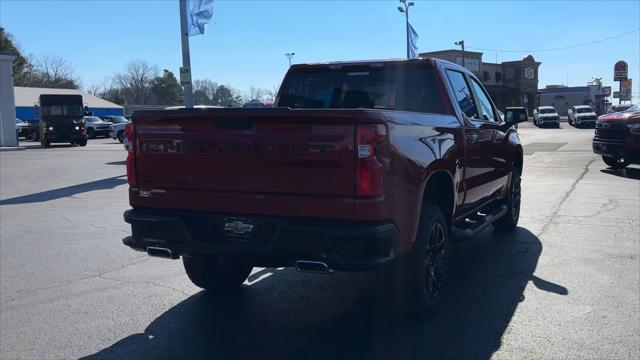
[[1, 123, 639, 359]]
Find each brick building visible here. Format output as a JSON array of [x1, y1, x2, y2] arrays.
[[420, 50, 541, 112]]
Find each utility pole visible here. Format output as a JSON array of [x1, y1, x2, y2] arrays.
[[397, 0, 415, 59], [455, 40, 465, 68], [285, 52, 295, 67], [179, 0, 194, 108]]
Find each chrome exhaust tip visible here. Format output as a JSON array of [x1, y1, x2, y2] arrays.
[[146, 246, 177, 259], [294, 260, 333, 274]]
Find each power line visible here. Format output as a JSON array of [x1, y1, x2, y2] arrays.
[[466, 29, 639, 53]]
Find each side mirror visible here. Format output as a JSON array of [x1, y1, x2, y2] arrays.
[[504, 109, 529, 125]]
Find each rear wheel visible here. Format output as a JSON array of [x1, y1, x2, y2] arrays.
[[494, 166, 521, 231], [117, 131, 124, 143], [383, 204, 449, 318], [602, 156, 629, 169], [183, 256, 253, 292]]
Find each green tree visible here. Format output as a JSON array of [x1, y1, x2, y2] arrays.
[[0, 27, 32, 86], [214, 85, 242, 107], [150, 69, 184, 105]]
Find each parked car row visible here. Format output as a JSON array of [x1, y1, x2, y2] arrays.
[[17, 115, 131, 143]]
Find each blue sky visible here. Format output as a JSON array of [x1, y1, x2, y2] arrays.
[[1, 0, 639, 98]]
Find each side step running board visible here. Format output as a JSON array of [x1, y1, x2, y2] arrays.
[[452, 205, 508, 242]]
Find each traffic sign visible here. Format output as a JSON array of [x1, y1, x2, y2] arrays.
[[179, 67, 192, 86]]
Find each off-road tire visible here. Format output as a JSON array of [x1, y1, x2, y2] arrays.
[[183, 256, 253, 292], [494, 166, 521, 231], [602, 156, 629, 169]]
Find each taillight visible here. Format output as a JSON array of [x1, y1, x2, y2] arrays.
[[356, 124, 386, 196], [124, 123, 137, 187]]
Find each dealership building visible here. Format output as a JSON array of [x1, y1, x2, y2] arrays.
[[420, 49, 541, 112], [14, 87, 124, 121], [538, 83, 609, 115]]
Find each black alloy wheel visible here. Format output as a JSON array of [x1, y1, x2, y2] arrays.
[[424, 222, 447, 299]]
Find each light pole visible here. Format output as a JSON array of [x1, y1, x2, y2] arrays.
[[285, 52, 295, 67], [455, 40, 465, 69], [397, 0, 415, 59]]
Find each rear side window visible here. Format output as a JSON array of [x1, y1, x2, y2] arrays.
[[279, 65, 445, 114], [445, 70, 478, 119]]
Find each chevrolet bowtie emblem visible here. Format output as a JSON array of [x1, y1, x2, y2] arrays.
[[224, 221, 254, 235]]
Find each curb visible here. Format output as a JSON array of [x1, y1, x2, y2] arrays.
[[0, 147, 27, 152]]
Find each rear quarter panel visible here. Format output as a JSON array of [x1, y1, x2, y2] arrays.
[[353, 110, 464, 252]]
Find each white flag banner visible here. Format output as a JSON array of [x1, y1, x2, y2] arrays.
[[408, 23, 419, 59], [186, 0, 214, 36]]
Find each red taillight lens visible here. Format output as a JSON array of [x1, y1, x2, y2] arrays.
[[356, 124, 386, 196], [124, 123, 137, 187]]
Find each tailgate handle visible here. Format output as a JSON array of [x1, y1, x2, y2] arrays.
[[215, 118, 253, 130]]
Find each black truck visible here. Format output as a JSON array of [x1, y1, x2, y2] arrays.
[[32, 94, 88, 147]]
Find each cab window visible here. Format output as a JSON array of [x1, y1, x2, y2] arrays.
[[445, 70, 478, 119]]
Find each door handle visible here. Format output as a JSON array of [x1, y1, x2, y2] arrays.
[[467, 133, 478, 144]]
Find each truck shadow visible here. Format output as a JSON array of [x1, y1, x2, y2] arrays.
[[0, 175, 127, 205], [82, 227, 563, 360]]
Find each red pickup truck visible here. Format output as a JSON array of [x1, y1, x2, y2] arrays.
[[593, 104, 640, 169], [123, 58, 526, 314]]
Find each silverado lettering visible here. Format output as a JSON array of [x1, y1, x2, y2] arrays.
[[141, 140, 335, 156]]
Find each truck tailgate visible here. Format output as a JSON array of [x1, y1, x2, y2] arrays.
[[133, 109, 356, 198]]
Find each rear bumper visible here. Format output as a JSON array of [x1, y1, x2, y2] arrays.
[[593, 139, 640, 162], [123, 208, 398, 271]]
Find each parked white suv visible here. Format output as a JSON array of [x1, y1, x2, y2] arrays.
[[533, 106, 560, 128], [568, 105, 597, 128]]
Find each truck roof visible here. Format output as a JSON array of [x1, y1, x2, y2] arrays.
[[39, 94, 83, 105], [289, 57, 445, 71]]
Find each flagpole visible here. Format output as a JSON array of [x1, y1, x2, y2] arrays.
[[179, 0, 194, 108], [405, 9, 409, 59], [397, 1, 414, 60]]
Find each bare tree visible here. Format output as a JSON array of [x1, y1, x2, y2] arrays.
[[29, 55, 80, 89], [265, 85, 280, 101], [113, 60, 159, 105], [244, 86, 267, 102]]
